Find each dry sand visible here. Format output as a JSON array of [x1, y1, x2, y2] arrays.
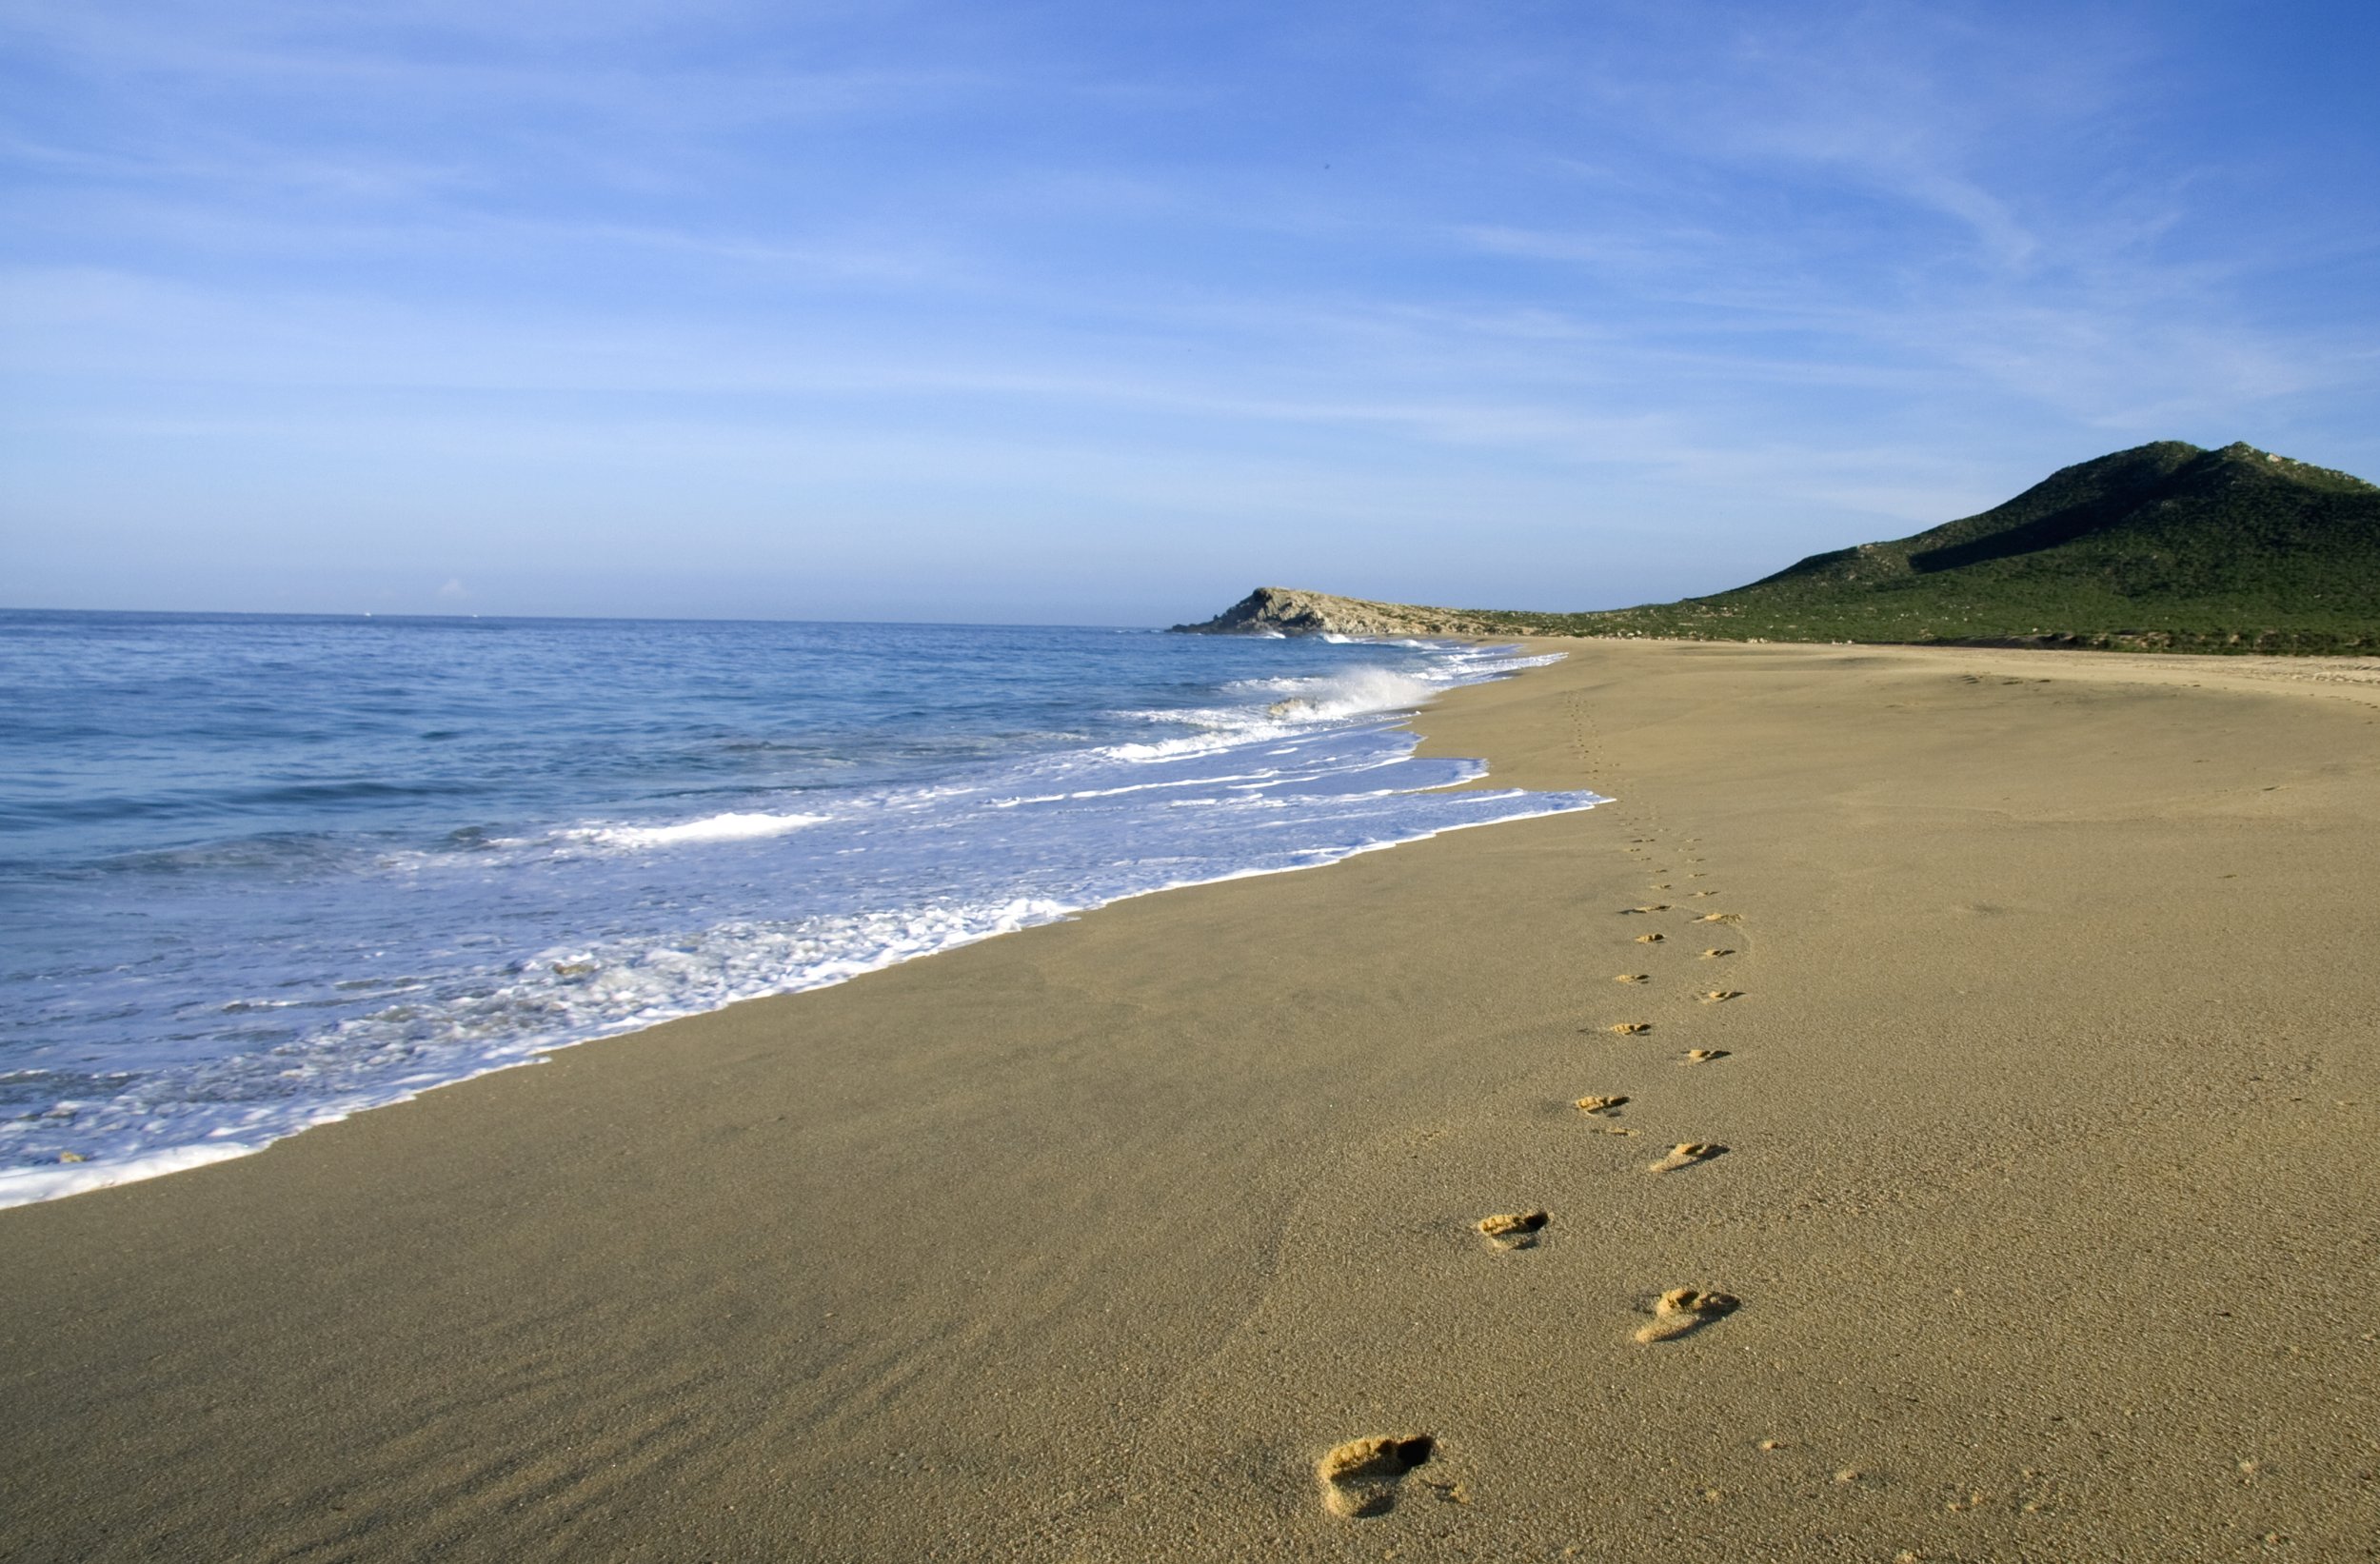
[[4, 639, 2378, 1561]]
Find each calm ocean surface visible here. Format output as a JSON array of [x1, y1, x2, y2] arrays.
[[0, 611, 1603, 1204]]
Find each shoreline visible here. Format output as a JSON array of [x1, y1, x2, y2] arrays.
[[5, 639, 2376, 1559], [1, 644, 1601, 1212]]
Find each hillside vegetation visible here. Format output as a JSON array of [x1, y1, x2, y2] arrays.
[[1183, 442, 2380, 653]]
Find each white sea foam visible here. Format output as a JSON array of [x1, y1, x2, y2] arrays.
[[565, 810, 830, 849], [0, 1142, 256, 1207], [1115, 668, 1442, 752], [0, 894, 1082, 1210], [1099, 730, 1273, 762], [2, 631, 1604, 1208], [1262, 667, 1438, 722]]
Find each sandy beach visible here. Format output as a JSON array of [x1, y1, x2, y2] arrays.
[[5, 638, 2377, 1561]]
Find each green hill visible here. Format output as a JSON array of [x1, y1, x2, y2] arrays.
[[1489, 441, 2380, 652]]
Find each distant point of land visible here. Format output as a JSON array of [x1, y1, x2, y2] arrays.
[[1175, 441, 2380, 653]]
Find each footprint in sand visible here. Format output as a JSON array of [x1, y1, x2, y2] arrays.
[[1636, 933, 1666, 944], [1606, 1021, 1652, 1036], [1576, 1094, 1629, 1115], [1682, 1049, 1730, 1065], [1613, 973, 1649, 983], [1694, 912, 1743, 925], [1634, 1287, 1739, 1343], [1477, 1209, 1549, 1250], [1622, 904, 1670, 915], [1696, 990, 1742, 1003], [1647, 1142, 1725, 1174], [1689, 889, 1718, 898], [1317, 1435, 1436, 1517], [1698, 948, 1735, 960]]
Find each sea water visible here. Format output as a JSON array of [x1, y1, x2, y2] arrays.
[[0, 612, 1604, 1205]]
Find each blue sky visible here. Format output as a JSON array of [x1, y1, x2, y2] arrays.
[[5, 0, 2376, 624]]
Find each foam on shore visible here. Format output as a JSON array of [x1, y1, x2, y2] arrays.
[[1, 632, 1598, 1207]]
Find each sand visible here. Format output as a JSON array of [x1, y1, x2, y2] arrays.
[[4, 639, 2377, 1561]]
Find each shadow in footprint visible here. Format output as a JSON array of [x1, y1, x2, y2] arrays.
[[1477, 1209, 1549, 1250], [1648, 1142, 1726, 1174], [1318, 1435, 1436, 1517], [1634, 1287, 1739, 1343]]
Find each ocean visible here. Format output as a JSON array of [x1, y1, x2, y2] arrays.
[[0, 611, 1604, 1205]]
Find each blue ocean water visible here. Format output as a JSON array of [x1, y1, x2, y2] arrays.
[[0, 611, 1602, 1204]]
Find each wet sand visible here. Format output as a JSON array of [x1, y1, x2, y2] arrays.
[[4, 639, 2377, 1561]]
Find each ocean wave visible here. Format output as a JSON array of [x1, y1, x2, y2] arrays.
[[0, 894, 1082, 1209], [1261, 667, 1438, 722], [0, 1142, 256, 1208], [1116, 665, 1443, 749], [1, 622, 1603, 1208], [561, 810, 832, 850]]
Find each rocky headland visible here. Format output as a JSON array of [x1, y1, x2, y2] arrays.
[[1170, 586, 1510, 638]]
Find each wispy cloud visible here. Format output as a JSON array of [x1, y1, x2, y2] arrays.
[[5, 0, 2377, 617]]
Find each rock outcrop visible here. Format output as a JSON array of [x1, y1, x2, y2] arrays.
[[1170, 586, 1506, 637]]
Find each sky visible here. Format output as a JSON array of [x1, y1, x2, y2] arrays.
[[4, 0, 2377, 625]]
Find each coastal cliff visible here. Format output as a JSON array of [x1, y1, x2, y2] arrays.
[[1170, 586, 1509, 637]]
